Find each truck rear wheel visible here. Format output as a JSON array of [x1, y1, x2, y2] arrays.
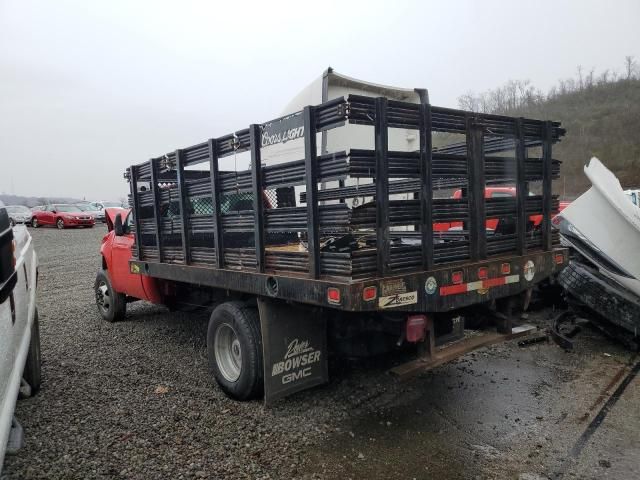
[[23, 308, 42, 394], [207, 302, 263, 400], [94, 270, 126, 322]]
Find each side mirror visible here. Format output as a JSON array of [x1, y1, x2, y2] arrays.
[[114, 213, 124, 236], [0, 207, 17, 303], [51, 210, 57, 214]]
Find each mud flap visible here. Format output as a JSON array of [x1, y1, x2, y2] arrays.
[[257, 298, 328, 406]]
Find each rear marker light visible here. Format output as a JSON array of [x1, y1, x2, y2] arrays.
[[500, 263, 511, 275], [555, 254, 564, 265], [362, 286, 377, 301], [327, 287, 341, 305], [478, 267, 489, 279], [451, 271, 463, 285]]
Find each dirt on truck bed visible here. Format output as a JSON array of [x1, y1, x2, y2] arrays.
[[3, 227, 639, 480]]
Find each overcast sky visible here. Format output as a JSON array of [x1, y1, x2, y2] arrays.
[[1, 0, 638, 200]]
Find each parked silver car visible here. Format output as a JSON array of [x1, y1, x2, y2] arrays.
[[5, 206, 32, 227]]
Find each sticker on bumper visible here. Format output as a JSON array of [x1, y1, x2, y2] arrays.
[[378, 291, 418, 309]]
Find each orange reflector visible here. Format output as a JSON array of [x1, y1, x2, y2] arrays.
[[362, 286, 377, 301], [478, 267, 489, 279], [327, 287, 341, 304], [451, 271, 463, 284], [500, 263, 511, 275], [555, 253, 564, 264]]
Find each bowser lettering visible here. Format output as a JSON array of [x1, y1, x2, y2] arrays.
[[271, 338, 322, 385]]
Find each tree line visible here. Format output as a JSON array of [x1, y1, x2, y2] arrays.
[[458, 56, 639, 114]]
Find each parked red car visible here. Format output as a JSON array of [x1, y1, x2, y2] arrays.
[[433, 187, 570, 232], [31, 204, 95, 229]]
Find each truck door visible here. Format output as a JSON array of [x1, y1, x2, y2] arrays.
[[108, 211, 161, 302]]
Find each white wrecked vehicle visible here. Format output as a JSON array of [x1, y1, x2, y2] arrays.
[[557, 158, 640, 347]]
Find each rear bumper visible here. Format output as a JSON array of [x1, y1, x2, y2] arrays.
[[66, 219, 95, 226], [130, 248, 568, 313]]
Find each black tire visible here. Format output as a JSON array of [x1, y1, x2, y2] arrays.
[[207, 302, 263, 400], [23, 308, 42, 394], [94, 270, 126, 322], [31, 217, 39, 228], [56, 218, 64, 229]]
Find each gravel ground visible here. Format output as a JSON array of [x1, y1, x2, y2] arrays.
[[3, 226, 639, 479], [2, 226, 406, 480]]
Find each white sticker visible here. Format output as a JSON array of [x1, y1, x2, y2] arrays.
[[378, 291, 418, 309], [524, 260, 536, 281]]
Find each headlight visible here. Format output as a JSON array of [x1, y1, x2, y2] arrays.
[[64, 215, 74, 220]]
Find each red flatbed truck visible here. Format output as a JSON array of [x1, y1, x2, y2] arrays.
[[95, 71, 568, 404]]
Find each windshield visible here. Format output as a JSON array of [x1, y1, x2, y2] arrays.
[[53, 205, 79, 213], [75, 204, 90, 211], [103, 201, 122, 208], [7, 206, 30, 214]]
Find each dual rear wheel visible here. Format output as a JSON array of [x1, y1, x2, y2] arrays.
[[207, 302, 263, 400]]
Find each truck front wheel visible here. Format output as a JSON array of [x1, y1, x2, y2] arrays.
[[94, 270, 126, 322], [207, 302, 263, 401]]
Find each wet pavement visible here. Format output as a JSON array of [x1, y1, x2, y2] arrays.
[[304, 320, 639, 479]]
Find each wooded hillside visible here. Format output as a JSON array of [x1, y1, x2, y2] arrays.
[[459, 58, 640, 198]]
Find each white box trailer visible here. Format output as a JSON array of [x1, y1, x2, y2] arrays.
[[254, 68, 426, 217]]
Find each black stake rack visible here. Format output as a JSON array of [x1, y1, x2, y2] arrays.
[[127, 94, 564, 280]]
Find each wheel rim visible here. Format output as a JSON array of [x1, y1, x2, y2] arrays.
[[57, 219, 64, 229], [96, 281, 111, 313], [214, 323, 242, 382], [32, 219, 37, 227]]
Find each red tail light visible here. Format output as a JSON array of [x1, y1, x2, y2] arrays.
[[327, 287, 341, 305], [451, 271, 463, 284], [555, 253, 564, 265], [362, 286, 377, 301], [500, 263, 511, 275], [406, 315, 427, 343], [477, 267, 488, 279]]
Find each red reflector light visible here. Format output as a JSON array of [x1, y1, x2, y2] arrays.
[[362, 286, 377, 301], [500, 263, 511, 275], [327, 287, 341, 304], [451, 271, 463, 284], [478, 267, 489, 279], [555, 253, 564, 264], [406, 314, 427, 343]]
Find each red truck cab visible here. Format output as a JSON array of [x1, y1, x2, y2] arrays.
[[96, 209, 163, 321]]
